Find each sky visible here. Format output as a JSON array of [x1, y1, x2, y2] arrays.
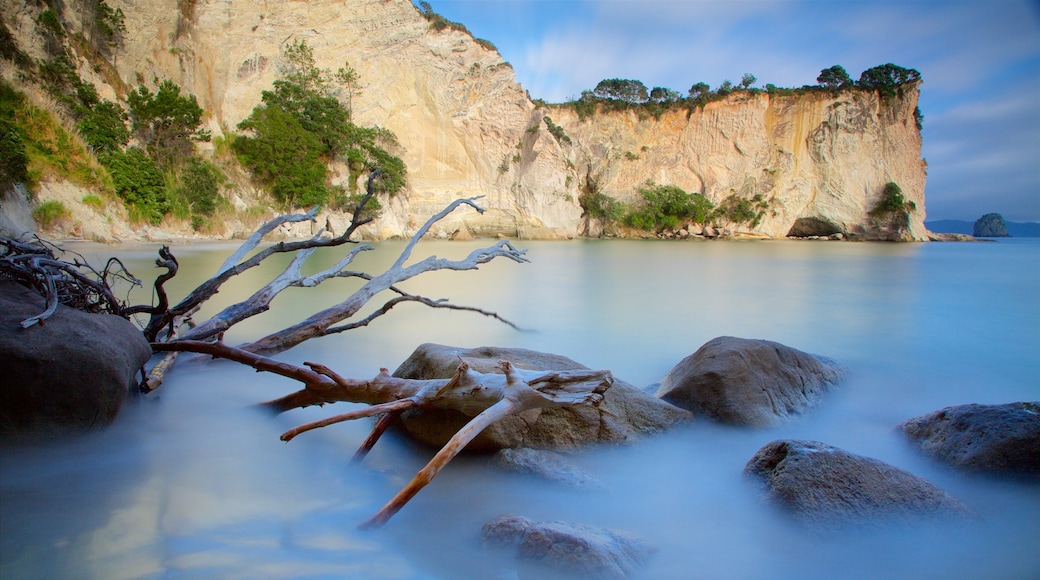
[[425, 0, 1040, 223]]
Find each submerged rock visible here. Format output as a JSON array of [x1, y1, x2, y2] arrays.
[[490, 448, 603, 489], [655, 336, 846, 427], [898, 402, 1040, 475], [481, 514, 655, 579], [744, 439, 975, 528], [392, 343, 692, 451], [0, 281, 151, 440]]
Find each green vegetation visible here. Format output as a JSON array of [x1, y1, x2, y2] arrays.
[[817, 65, 852, 90], [105, 147, 168, 224], [625, 183, 714, 231], [172, 157, 225, 219], [594, 79, 648, 103], [715, 193, 769, 228], [580, 189, 627, 223], [417, 1, 468, 33], [870, 182, 916, 218], [581, 179, 773, 235], [32, 200, 69, 227], [857, 63, 921, 97], [81, 193, 104, 209], [127, 79, 207, 169], [1, 78, 110, 193], [562, 63, 923, 126], [77, 99, 130, 154], [0, 102, 30, 189], [233, 40, 406, 208]]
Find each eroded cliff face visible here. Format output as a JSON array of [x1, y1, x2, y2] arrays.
[[2, 0, 928, 241]]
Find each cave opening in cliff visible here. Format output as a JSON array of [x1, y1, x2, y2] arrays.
[[787, 217, 843, 238]]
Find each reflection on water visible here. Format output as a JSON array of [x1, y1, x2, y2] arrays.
[[2, 239, 1039, 579]]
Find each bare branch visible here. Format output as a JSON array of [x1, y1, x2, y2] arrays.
[[359, 398, 521, 529], [238, 207, 528, 357], [391, 196, 487, 270], [217, 207, 320, 275]]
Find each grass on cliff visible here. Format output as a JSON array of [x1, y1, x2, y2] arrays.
[[0, 79, 113, 197]]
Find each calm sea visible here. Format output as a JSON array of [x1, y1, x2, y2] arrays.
[[2, 238, 1038, 579]]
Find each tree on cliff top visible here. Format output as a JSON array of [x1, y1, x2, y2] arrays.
[[857, 63, 921, 96], [817, 65, 852, 90], [594, 79, 649, 103]]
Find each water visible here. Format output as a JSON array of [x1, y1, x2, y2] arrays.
[[2, 238, 1038, 579]]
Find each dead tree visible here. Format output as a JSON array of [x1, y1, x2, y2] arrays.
[[141, 173, 528, 391], [153, 339, 613, 528], [6, 173, 613, 527]]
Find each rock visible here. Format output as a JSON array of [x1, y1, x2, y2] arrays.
[[655, 336, 846, 427], [897, 402, 1040, 474], [391, 343, 692, 451], [481, 514, 655, 579], [0, 281, 152, 440], [744, 440, 975, 528], [490, 448, 603, 489], [973, 213, 1010, 237]]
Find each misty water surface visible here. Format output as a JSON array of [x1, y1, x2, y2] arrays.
[[2, 238, 1038, 579]]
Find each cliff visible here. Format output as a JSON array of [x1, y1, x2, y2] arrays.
[[1, 0, 928, 241]]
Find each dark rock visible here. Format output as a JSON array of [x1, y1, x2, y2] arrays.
[[654, 336, 846, 427], [392, 343, 692, 452], [744, 439, 975, 528], [898, 402, 1040, 474], [481, 514, 655, 579], [973, 213, 1010, 237], [490, 448, 603, 489], [0, 280, 152, 440]]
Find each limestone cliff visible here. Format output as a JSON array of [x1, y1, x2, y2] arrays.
[[1, 0, 928, 241]]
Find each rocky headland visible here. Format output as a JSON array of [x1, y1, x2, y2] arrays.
[[2, 0, 930, 243]]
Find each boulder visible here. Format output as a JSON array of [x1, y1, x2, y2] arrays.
[[0, 280, 152, 440], [490, 448, 603, 489], [391, 343, 692, 451], [655, 336, 846, 427], [898, 402, 1040, 474], [744, 439, 975, 528], [481, 514, 655, 579]]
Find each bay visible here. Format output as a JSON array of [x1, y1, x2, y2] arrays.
[[2, 238, 1038, 579]]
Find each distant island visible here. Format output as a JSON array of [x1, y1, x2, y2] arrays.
[[926, 215, 1040, 237]]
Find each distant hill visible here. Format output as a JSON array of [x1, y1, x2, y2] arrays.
[[926, 219, 1040, 237]]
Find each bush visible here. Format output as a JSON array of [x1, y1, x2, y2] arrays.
[[127, 79, 206, 168], [581, 191, 627, 223], [104, 147, 169, 224], [235, 40, 405, 207], [234, 105, 329, 206], [0, 114, 29, 187], [714, 194, 770, 227], [624, 183, 714, 231], [174, 157, 225, 217], [870, 182, 916, 217], [77, 99, 129, 154], [32, 200, 68, 227]]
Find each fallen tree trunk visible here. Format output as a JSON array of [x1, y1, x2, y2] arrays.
[[152, 340, 612, 528]]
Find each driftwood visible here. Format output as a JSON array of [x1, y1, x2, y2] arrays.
[[142, 173, 527, 390], [7, 174, 606, 528], [0, 237, 138, 327], [153, 339, 613, 528]]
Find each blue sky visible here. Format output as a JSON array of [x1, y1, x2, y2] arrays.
[[425, 0, 1040, 223]]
